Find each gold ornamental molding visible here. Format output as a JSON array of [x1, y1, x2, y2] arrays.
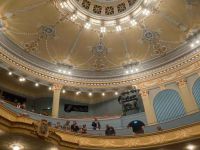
[[0, 104, 200, 149], [0, 45, 200, 90]]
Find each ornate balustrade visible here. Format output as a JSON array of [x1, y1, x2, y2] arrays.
[[0, 101, 200, 150]]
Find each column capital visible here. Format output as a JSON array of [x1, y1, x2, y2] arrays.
[[177, 79, 187, 88], [159, 85, 166, 90], [52, 84, 63, 91], [197, 71, 200, 77], [140, 89, 149, 97]]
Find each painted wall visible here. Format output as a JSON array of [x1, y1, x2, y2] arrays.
[[26, 97, 123, 117]]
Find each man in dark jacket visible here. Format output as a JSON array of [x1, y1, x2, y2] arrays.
[[127, 120, 145, 134]]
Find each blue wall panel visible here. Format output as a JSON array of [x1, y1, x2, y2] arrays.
[[192, 78, 200, 108], [153, 89, 185, 123]]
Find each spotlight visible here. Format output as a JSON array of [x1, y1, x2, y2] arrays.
[[35, 83, 39, 87], [68, 71, 71, 75], [102, 92, 105, 96], [135, 68, 139, 72], [100, 27, 106, 33], [62, 89, 66, 93], [8, 71, 13, 75], [48, 87, 52, 91], [84, 22, 91, 29], [88, 92, 92, 96], [114, 91, 119, 96], [186, 144, 196, 150], [130, 69, 134, 73], [58, 69, 62, 73], [116, 25, 122, 32]]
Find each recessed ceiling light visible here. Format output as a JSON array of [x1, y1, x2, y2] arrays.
[[35, 83, 39, 87], [114, 91, 119, 95], [8, 71, 13, 75], [125, 70, 129, 74], [190, 43, 194, 48], [195, 40, 199, 44], [48, 87, 52, 91], [50, 147, 58, 150], [88, 92, 92, 96], [19, 77, 26, 82], [76, 91, 81, 95], [102, 92, 105, 96], [62, 89, 66, 93], [186, 144, 196, 150], [10, 144, 23, 150], [68, 71, 71, 75], [135, 68, 139, 72]]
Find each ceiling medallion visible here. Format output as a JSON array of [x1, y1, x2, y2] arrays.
[[54, 0, 161, 32]]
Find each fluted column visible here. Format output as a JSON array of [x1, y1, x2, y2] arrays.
[[52, 84, 63, 118], [177, 79, 198, 114], [140, 90, 157, 125]]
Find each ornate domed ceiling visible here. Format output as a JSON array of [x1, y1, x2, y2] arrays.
[[0, 0, 199, 92]]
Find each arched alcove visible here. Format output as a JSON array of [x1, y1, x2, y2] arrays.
[[192, 77, 200, 108], [153, 89, 185, 123]]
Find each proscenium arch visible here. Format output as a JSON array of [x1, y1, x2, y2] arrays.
[[153, 89, 186, 123], [192, 77, 200, 108]]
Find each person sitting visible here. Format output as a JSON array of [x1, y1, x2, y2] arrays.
[[21, 102, 26, 109], [16, 102, 21, 108], [71, 121, 79, 133], [63, 120, 70, 131], [127, 120, 145, 134], [156, 125, 163, 132], [55, 122, 62, 129], [105, 125, 116, 136], [91, 118, 101, 130], [80, 124, 87, 134]]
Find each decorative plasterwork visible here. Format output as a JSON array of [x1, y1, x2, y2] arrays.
[[0, 40, 200, 91]]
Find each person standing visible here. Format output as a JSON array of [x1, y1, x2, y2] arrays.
[[91, 118, 101, 130], [127, 120, 145, 134]]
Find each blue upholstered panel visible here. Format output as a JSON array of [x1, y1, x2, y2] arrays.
[[192, 78, 200, 108], [153, 90, 186, 123]]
